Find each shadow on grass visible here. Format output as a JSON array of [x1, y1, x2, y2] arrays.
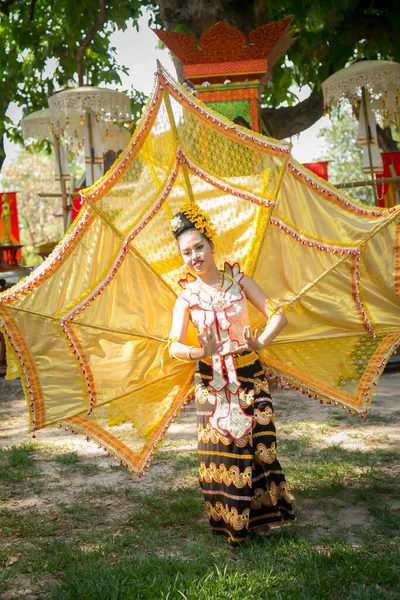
[[1, 434, 399, 599], [41, 533, 400, 600]]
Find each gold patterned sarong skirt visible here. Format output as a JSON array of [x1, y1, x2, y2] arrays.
[[195, 352, 295, 547]]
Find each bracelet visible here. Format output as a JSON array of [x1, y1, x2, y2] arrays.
[[169, 350, 191, 363], [167, 338, 191, 363], [188, 346, 196, 360]]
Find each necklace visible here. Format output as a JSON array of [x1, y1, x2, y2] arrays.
[[198, 271, 228, 312]]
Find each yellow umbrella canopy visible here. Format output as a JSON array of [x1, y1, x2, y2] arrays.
[[1, 65, 399, 476]]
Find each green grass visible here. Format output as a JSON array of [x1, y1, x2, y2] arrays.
[[279, 420, 303, 434], [55, 451, 101, 474], [43, 537, 400, 599], [61, 503, 102, 525], [170, 451, 198, 473], [327, 411, 398, 427], [0, 441, 42, 483], [56, 452, 80, 465], [74, 462, 102, 474], [279, 434, 312, 456], [1, 423, 399, 599], [4, 523, 398, 600], [0, 507, 61, 538]]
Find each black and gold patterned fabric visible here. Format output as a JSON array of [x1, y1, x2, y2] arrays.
[[195, 352, 295, 547]]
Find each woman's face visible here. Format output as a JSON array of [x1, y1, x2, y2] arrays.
[[178, 229, 215, 275]]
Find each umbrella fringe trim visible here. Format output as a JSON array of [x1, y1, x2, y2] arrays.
[[159, 67, 291, 159], [270, 216, 361, 254], [395, 218, 400, 296], [57, 163, 181, 414], [264, 332, 399, 416], [180, 151, 276, 206], [0, 207, 94, 306], [64, 160, 180, 324], [0, 310, 45, 432], [351, 252, 377, 337], [81, 81, 163, 204], [59, 321, 96, 413], [55, 390, 195, 477], [288, 159, 400, 218]]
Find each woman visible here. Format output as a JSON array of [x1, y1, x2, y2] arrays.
[[169, 203, 295, 548]]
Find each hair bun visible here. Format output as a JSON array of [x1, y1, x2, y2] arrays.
[[170, 202, 215, 241], [170, 212, 194, 239]]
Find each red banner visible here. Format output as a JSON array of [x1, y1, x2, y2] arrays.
[[72, 189, 85, 223], [0, 192, 20, 244], [376, 151, 400, 208], [303, 161, 329, 181]]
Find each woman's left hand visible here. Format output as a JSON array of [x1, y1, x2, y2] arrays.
[[235, 325, 264, 353]]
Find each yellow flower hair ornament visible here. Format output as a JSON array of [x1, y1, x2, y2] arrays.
[[170, 202, 215, 241]]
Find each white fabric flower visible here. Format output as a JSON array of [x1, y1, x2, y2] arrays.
[[170, 215, 183, 231]]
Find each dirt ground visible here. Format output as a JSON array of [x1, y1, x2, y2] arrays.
[[1, 371, 400, 599], [1, 371, 399, 503]]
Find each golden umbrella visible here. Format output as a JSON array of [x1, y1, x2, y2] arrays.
[[1, 64, 399, 476]]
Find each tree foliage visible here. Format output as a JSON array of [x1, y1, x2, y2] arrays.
[[0, 0, 150, 168], [316, 106, 375, 206], [1, 0, 399, 172]]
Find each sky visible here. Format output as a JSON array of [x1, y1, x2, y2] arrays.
[[3, 14, 329, 169]]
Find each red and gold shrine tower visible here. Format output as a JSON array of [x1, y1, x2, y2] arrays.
[[154, 18, 295, 132]]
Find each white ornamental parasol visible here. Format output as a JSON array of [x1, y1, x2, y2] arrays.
[[21, 108, 72, 230], [21, 107, 131, 156], [322, 60, 400, 203], [21, 108, 60, 140], [21, 90, 132, 229], [48, 87, 132, 186], [47, 86, 131, 122]]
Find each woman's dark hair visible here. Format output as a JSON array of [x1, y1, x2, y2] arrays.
[[172, 212, 213, 245]]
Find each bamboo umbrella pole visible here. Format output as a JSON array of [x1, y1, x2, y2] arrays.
[[361, 86, 378, 204], [86, 111, 95, 185], [53, 135, 69, 233], [162, 90, 196, 204]]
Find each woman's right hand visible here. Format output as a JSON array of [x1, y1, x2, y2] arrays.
[[197, 327, 224, 358]]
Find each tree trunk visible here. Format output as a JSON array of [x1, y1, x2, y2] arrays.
[[0, 135, 6, 173], [155, 0, 269, 37], [0, 96, 11, 172], [261, 89, 324, 140], [353, 102, 399, 153], [377, 125, 399, 153], [76, 0, 107, 86]]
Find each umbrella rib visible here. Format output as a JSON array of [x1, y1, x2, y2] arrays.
[[264, 327, 398, 345], [86, 160, 179, 298], [65, 319, 166, 341], [358, 208, 399, 244], [5, 305, 167, 342], [6, 305, 58, 319], [284, 252, 351, 307], [43, 367, 195, 430], [87, 202, 125, 240], [93, 367, 195, 405], [128, 243, 177, 297], [163, 90, 196, 203], [271, 211, 361, 249], [284, 210, 399, 307]]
